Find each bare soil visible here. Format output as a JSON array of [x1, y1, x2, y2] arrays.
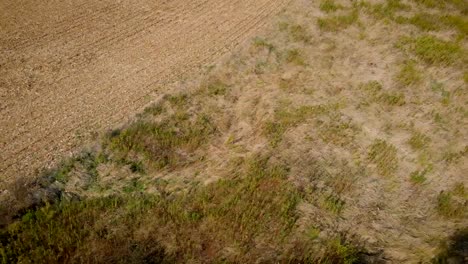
[[0, 0, 289, 186]]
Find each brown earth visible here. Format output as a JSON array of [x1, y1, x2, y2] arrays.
[[0, 0, 289, 186]]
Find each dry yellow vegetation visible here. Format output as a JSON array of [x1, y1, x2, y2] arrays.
[[1, 0, 467, 263]]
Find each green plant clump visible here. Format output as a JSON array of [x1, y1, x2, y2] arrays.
[[401, 35, 463, 65], [318, 10, 359, 31], [368, 139, 399, 177]]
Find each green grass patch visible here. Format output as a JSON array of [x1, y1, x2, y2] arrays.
[[253, 37, 275, 53], [437, 184, 467, 218], [396, 13, 467, 37], [288, 24, 311, 43], [318, 9, 359, 31], [396, 60, 422, 86], [322, 194, 346, 214], [368, 139, 399, 177], [200, 77, 228, 96], [399, 35, 463, 65], [430, 81, 452, 105], [265, 103, 340, 147], [408, 131, 431, 150], [413, 0, 467, 11], [368, 0, 410, 21], [320, 0, 342, 13], [315, 113, 360, 146], [396, 13, 441, 31], [141, 103, 165, 117], [410, 168, 430, 185], [285, 48, 306, 66], [441, 15, 468, 37], [106, 110, 215, 169], [412, 0, 444, 8], [442, 146, 468, 164], [45, 151, 105, 185], [166, 93, 189, 108], [359, 81, 405, 106], [379, 92, 406, 106], [359, 81, 383, 97]]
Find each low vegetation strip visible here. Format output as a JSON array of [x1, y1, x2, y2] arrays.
[[0, 93, 364, 263]]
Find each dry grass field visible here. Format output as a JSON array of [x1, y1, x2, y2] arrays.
[[1, 0, 467, 263]]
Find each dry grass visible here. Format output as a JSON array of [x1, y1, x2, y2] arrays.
[[2, 0, 467, 263]]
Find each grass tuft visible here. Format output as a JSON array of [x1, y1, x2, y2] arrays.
[[408, 131, 431, 150], [437, 189, 467, 218], [320, 0, 342, 13], [106, 110, 215, 169], [322, 194, 346, 214], [410, 168, 430, 185], [368, 139, 399, 177], [201, 77, 228, 96], [396, 60, 422, 86], [289, 24, 311, 43], [253, 37, 275, 53], [318, 9, 359, 31], [379, 92, 406, 106], [369, 0, 410, 20], [285, 48, 306, 66], [265, 103, 339, 147], [400, 35, 463, 65]]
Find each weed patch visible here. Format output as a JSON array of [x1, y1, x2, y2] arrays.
[[359, 81, 405, 106], [408, 131, 431, 150], [289, 24, 311, 43], [106, 111, 215, 169], [396, 60, 422, 86], [285, 48, 306, 65], [315, 113, 360, 146], [368, 139, 399, 177], [45, 151, 105, 186], [437, 185, 467, 218], [253, 37, 275, 52], [368, 0, 410, 21], [399, 35, 463, 65], [379, 92, 406, 106], [322, 194, 346, 214], [320, 0, 342, 13], [201, 77, 228, 96], [409, 168, 430, 185], [318, 9, 359, 31], [442, 146, 468, 164], [265, 103, 340, 147]]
